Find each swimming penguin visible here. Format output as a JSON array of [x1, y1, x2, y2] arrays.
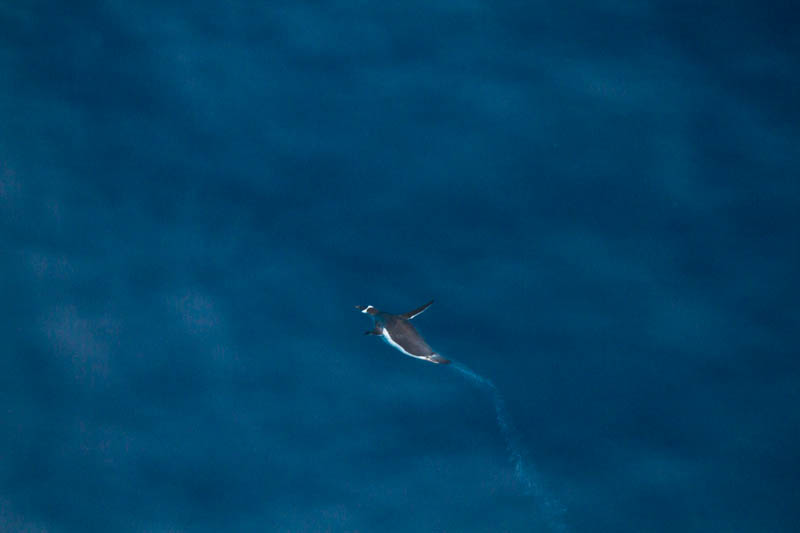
[[355, 300, 450, 365]]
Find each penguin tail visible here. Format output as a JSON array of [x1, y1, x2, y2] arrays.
[[427, 354, 451, 365]]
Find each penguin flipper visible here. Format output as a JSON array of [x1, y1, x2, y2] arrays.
[[401, 300, 434, 320], [364, 327, 382, 336]]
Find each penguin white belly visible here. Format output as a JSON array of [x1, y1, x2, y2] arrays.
[[381, 328, 429, 360]]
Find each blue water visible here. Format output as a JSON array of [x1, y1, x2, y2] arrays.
[[2, 1, 799, 531]]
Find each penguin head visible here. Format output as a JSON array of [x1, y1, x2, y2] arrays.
[[355, 305, 379, 315]]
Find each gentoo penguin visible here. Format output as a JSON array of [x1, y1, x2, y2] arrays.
[[355, 300, 450, 365]]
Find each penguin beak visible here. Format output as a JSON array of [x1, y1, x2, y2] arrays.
[[355, 305, 364, 311]]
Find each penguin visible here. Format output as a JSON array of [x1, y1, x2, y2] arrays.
[[355, 300, 450, 365]]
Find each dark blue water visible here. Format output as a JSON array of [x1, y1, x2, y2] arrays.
[[2, 1, 798, 531]]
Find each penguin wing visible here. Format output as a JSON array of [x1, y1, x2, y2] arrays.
[[401, 300, 434, 320]]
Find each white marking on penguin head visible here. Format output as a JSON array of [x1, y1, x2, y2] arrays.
[[356, 305, 378, 315]]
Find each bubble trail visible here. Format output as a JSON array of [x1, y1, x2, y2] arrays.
[[451, 361, 568, 532]]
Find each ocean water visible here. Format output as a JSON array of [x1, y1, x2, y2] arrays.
[[1, 1, 798, 531]]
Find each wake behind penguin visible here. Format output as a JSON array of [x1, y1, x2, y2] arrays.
[[355, 300, 568, 531], [356, 300, 450, 364]]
